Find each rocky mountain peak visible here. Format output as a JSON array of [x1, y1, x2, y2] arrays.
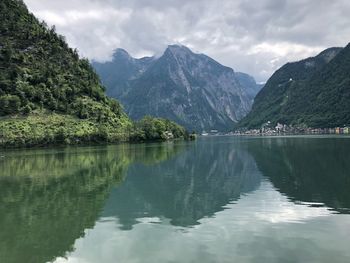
[[112, 48, 132, 61], [94, 45, 262, 131], [162, 45, 195, 68], [165, 44, 193, 55]]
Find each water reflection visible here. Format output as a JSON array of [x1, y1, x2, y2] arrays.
[[0, 143, 184, 263], [103, 138, 262, 228], [53, 180, 350, 263], [0, 136, 350, 263], [246, 136, 350, 213]]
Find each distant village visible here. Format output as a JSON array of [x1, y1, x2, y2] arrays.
[[232, 121, 350, 136]]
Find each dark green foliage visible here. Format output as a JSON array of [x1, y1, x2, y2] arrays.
[[0, 0, 189, 148], [0, 94, 21, 115], [0, 0, 125, 123], [0, 113, 189, 147], [0, 114, 127, 147], [248, 138, 350, 212], [0, 145, 129, 263], [130, 116, 187, 142], [239, 46, 350, 128]]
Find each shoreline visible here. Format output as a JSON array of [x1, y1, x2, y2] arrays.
[[200, 133, 350, 138], [0, 137, 192, 150]]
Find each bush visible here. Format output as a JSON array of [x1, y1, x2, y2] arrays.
[[130, 116, 186, 142], [0, 95, 21, 115]]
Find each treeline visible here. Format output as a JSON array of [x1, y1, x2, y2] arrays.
[[0, 0, 125, 123], [0, 114, 191, 148], [0, 0, 193, 148], [239, 46, 350, 129], [130, 116, 192, 142]]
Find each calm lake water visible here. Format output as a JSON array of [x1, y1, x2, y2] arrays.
[[1, 136, 350, 263]]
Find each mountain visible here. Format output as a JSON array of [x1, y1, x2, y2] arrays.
[[235, 72, 264, 103], [239, 46, 348, 128], [0, 0, 186, 147], [93, 48, 155, 99], [103, 139, 262, 228], [93, 45, 262, 131], [248, 137, 350, 213]]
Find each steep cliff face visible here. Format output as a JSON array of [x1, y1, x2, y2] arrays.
[[93, 45, 261, 131], [93, 49, 155, 99], [235, 72, 264, 103]]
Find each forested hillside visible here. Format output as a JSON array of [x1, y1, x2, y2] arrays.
[[238, 46, 350, 128], [0, 0, 127, 121], [0, 0, 187, 147]]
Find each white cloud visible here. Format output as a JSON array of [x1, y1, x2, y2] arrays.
[[52, 181, 350, 263], [23, 0, 350, 82]]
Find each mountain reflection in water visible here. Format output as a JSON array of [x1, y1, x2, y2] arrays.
[[1, 136, 350, 263]]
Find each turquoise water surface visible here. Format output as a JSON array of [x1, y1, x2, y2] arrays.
[[1, 136, 350, 263]]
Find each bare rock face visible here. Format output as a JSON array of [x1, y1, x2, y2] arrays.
[[93, 45, 261, 131]]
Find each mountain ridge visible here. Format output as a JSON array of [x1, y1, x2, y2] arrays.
[[238, 45, 349, 128], [93, 45, 262, 131]]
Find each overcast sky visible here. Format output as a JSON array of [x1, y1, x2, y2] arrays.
[[24, 0, 350, 82]]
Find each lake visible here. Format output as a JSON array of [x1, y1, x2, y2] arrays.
[[1, 136, 350, 263]]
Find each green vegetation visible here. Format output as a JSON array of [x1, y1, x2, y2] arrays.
[[0, 113, 129, 147], [0, 0, 124, 120], [0, 113, 188, 147], [239, 46, 350, 129], [130, 116, 188, 142], [0, 0, 190, 148], [0, 143, 185, 262], [0, 146, 129, 263], [248, 138, 350, 212]]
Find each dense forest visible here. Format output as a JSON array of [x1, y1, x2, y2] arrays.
[[239, 46, 350, 129], [0, 0, 189, 147]]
